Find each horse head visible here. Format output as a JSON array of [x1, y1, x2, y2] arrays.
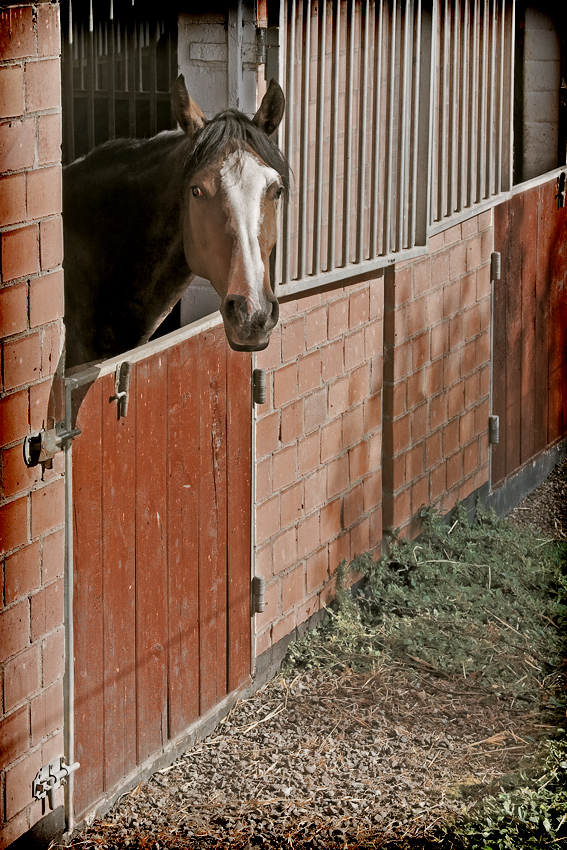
[[173, 76, 288, 352]]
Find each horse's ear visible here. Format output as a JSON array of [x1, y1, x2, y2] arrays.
[[172, 74, 206, 140], [252, 79, 285, 136]]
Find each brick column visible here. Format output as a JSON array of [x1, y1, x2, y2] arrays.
[[0, 4, 65, 846]]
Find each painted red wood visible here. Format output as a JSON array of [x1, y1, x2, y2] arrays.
[[72, 378, 104, 816], [71, 327, 252, 821], [492, 177, 567, 487], [198, 330, 228, 715], [101, 370, 137, 790]]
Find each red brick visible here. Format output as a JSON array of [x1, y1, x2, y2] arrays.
[[459, 409, 476, 444], [41, 625, 64, 687], [255, 456, 271, 503], [39, 216, 63, 271], [282, 564, 305, 614], [368, 430, 382, 469], [463, 439, 479, 477], [363, 470, 382, 513], [304, 388, 326, 433], [391, 488, 411, 529], [272, 444, 297, 491], [297, 512, 320, 558], [298, 350, 320, 393], [1, 224, 39, 282], [350, 517, 370, 558], [281, 316, 305, 361], [464, 303, 481, 339], [430, 462, 447, 501], [342, 405, 364, 448], [405, 370, 424, 409], [30, 478, 65, 538], [0, 389, 29, 445], [40, 319, 63, 377], [430, 322, 448, 360], [0, 705, 28, 771], [2, 443, 40, 496], [41, 530, 65, 584], [297, 430, 319, 474], [449, 241, 467, 279], [407, 297, 427, 338], [320, 498, 341, 543], [426, 289, 444, 325], [29, 379, 52, 430], [411, 475, 429, 514], [271, 610, 296, 646], [30, 578, 63, 641], [462, 272, 477, 308], [349, 363, 369, 407], [328, 376, 349, 417], [254, 627, 271, 656], [26, 165, 62, 220], [412, 331, 429, 370], [273, 362, 297, 408], [0, 65, 24, 119], [37, 112, 61, 165], [272, 527, 297, 574], [391, 412, 411, 454], [474, 399, 490, 436], [411, 402, 428, 444], [328, 296, 348, 338], [320, 418, 342, 463], [446, 451, 463, 489], [344, 328, 365, 371], [4, 542, 40, 604], [425, 431, 442, 470], [280, 481, 303, 528], [343, 482, 363, 529], [4, 644, 40, 711], [443, 352, 460, 388], [365, 319, 383, 361], [449, 312, 464, 349], [0, 7, 35, 60], [5, 748, 43, 822], [29, 270, 64, 328], [443, 419, 460, 457], [37, 3, 60, 58], [328, 531, 350, 569], [0, 118, 35, 173], [0, 172, 26, 227], [413, 257, 431, 296], [348, 441, 368, 483], [0, 496, 28, 554], [349, 288, 369, 328], [327, 454, 349, 499], [254, 580, 280, 634], [466, 234, 482, 271], [25, 58, 60, 113], [364, 391, 381, 433], [392, 340, 412, 381], [0, 281, 28, 337], [448, 381, 465, 419], [431, 249, 450, 285], [320, 339, 343, 383], [280, 399, 303, 444], [296, 594, 320, 629], [256, 411, 279, 459], [407, 443, 425, 482], [3, 332, 41, 390], [256, 495, 280, 545], [306, 547, 328, 594], [304, 467, 326, 513], [394, 266, 412, 306], [461, 338, 476, 375], [305, 306, 327, 350], [256, 326, 281, 370], [383, 454, 405, 492], [476, 330, 491, 366], [444, 223, 461, 246]]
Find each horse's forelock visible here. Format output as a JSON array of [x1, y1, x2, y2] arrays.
[[183, 110, 289, 195]]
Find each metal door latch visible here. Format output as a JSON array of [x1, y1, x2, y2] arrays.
[[556, 172, 566, 208], [110, 361, 132, 418], [33, 757, 80, 810], [23, 417, 81, 469]]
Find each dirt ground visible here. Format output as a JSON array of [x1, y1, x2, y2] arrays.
[[63, 457, 567, 849]]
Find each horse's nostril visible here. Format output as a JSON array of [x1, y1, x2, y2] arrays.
[[224, 295, 248, 323]]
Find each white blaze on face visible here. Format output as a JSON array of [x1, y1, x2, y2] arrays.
[[220, 150, 279, 315]]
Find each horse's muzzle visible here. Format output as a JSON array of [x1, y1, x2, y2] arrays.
[[221, 294, 279, 352]]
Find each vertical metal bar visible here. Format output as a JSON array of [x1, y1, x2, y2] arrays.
[[108, 18, 116, 140], [370, 0, 383, 258], [327, 0, 340, 271], [356, 0, 370, 263], [383, 0, 397, 255], [409, 0, 422, 247], [62, 13, 75, 164], [487, 0, 497, 197], [228, 0, 243, 110], [397, 0, 411, 250], [63, 382, 76, 840], [477, 0, 488, 201], [467, 0, 479, 207], [506, 0, 515, 191], [342, 0, 355, 267], [437, 0, 448, 221], [282, 0, 295, 284], [86, 24, 96, 151], [459, 0, 469, 211], [149, 19, 158, 135], [417, 0, 434, 244], [496, 0, 505, 194], [448, 0, 459, 216], [127, 18, 136, 137], [298, 0, 310, 280], [313, 0, 326, 275]]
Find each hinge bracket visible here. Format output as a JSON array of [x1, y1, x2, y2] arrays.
[[23, 417, 81, 469], [33, 756, 80, 810]]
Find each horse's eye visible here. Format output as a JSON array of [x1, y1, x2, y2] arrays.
[[273, 186, 284, 201], [191, 186, 203, 198]]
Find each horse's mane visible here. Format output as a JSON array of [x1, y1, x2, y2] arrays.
[[183, 109, 290, 195]]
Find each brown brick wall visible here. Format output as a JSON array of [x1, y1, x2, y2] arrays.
[[255, 209, 493, 652], [0, 4, 65, 846]]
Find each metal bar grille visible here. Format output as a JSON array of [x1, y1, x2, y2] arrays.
[[429, 0, 515, 227], [61, 2, 178, 165]]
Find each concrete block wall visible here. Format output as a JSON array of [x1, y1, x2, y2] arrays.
[[254, 208, 493, 650], [0, 4, 65, 847]]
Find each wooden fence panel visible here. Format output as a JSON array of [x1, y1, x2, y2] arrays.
[[71, 328, 252, 820], [492, 177, 567, 487]]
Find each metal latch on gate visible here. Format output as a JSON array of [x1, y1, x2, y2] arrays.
[[23, 417, 81, 469], [33, 756, 80, 810], [110, 361, 132, 419], [556, 172, 566, 208]]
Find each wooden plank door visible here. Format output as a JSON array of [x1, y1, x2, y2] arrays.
[[492, 178, 567, 487], [70, 327, 252, 820]]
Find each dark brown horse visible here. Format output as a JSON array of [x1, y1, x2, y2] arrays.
[[63, 76, 288, 370]]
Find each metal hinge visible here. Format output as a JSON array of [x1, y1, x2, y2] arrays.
[[253, 368, 267, 404], [33, 757, 80, 810], [490, 252, 501, 282], [255, 26, 279, 80], [109, 361, 132, 419], [489, 414, 500, 445], [23, 417, 81, 469], [556, 172, 566, 208], [252, 576, 266, 613]]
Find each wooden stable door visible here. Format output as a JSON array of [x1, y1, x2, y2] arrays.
[[492, 179, 567, 487], [70, 326, 252, 820]]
